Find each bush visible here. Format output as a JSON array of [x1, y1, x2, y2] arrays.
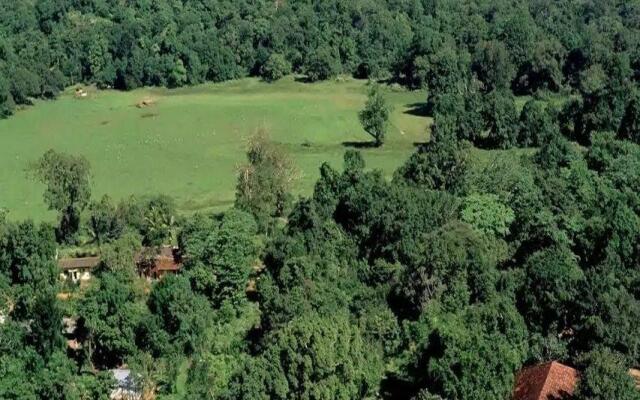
[[0, 76, 15, 118], [305, 46, 340, 82], [260, 53, 291, 82]]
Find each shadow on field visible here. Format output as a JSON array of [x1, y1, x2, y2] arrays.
[[294, 75, 313, 83], [404, 102, 430, 117], [342, 141, 378, 149]]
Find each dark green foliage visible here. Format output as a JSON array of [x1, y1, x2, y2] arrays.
[[30, 149, 91, 243], [305, 46, 340, 82], [519, 99, 558, 147], [179, 210, 258, 307], [472, 40, 515, 91], [535, 133, 581, 170], [231, 312, 384, 400], [87, 195, 124, 246], [117, 195, 177, 246], [258, 254, 353, 330], [260, 53, 291, 83], [519, 246, 584, 336], [496, 10, 537, 70], [423, 300, 528, 400], [0, 75, 14, 118], [619, 90, 640, 144], [430, 85, 485, 144], [482, 90, 519, 149], [6, 2, 640, 398], [76, 269, 146, 369], [576, 270, 640, 364], [516, 39, 566, 93], [0, 219, 76, 399], [395, 133, 469, 193], [148, 275, 213, 354], [574, 56, 634, 143], [575, 348, 640, 400], [426, 46, 471, 98], [397, 222, 498, 316]]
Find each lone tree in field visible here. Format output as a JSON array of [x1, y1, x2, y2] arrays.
[[235, 129, 299, 232], [31, 149, 91, 243], [359, 84, 391, 147]]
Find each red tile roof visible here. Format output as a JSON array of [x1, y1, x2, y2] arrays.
[[152, 255, 181, 271], [135, 246, 182, 276], [513, 361, 579, 400]]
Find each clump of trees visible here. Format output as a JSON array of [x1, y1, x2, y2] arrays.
[[8, 125, 640, 399]]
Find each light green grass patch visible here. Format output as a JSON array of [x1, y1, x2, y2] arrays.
[[0, 77, 429, 220]]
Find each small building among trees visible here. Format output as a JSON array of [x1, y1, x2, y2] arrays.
[[58, 246, 182, 282], [58, 257, 100, 283]]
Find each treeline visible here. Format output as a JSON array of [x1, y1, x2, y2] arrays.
[[2, 0, 640, 118]]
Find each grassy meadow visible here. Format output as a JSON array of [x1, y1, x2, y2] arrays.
[[0, 77, 430, 221]]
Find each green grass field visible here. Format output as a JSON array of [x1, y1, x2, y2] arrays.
[[0, 77, 430, 221]]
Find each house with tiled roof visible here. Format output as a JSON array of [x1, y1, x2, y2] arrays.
[[134, 245, 182, 279], [513, 361, 579, 400], [58, 245, 182, 282], [58, 256, 101, 283]]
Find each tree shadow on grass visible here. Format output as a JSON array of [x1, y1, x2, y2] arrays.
[[404, 102, 431, 117], [342, 141, 378, 149]]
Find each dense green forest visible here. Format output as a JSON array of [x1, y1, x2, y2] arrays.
[[3, 0, 640, 399], [1, 0, 640, 120]]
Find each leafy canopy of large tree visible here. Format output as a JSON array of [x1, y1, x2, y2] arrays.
[[30, 149, 91, 243]]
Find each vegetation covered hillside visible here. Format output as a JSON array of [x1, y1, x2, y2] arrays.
[[1, 0, 640, 118], [2, 1, 640, 400]]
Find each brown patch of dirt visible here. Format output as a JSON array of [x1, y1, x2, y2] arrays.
[[136, 97, 157, 108]]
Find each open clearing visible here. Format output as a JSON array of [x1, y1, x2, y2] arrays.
[[0, 77, 430, 220]]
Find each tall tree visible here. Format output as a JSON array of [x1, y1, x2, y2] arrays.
[[231, 312, 384, 400], [359, 84, 392, 147], [86, 195, 124, 246], [619, 90, 640, 144], [179, 210, 258, 308], [235, 129, 298, 232], [30, 149, 91, 243], [518, 99, 557, 147], [472, 40, 515, 91], [482, 90, 519, 149]]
